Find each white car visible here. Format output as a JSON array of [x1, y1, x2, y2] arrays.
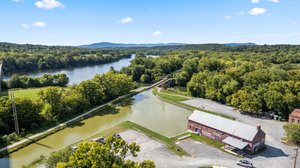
[[237, 160, 253, 168]]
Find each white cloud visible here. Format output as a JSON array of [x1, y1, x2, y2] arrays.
[[288, 32, 300, 36], [152, 30, 162, 37], [268, 0, 280, 3], [248, 7, 267, 15], [21, 24, 30, 29], [236, 11, 245, 15], [224, 16, 232, 20], [32, 22, 47, 28], [35, 0, 65, 10], [251, 0, 260, 3], [120, 17, 133, 24]]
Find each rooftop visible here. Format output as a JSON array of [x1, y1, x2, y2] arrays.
[[290, 109, 300, 118], [188, 110, 261, 141]]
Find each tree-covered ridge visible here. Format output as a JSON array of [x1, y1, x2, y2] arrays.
[[0, 42, 131, 74]]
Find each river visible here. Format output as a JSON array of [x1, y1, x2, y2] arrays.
[[3, 55, 135, 85], [0, 90, 192, 168]]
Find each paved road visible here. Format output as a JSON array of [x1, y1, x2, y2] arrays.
[[182, 98, 298, 168]]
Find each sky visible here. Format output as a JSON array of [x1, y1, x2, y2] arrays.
[[0, 0, 300, 45]]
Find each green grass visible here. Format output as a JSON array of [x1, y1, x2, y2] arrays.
[[161, 87, 189, 96], [73, 121, 188, 156], [158, 92, 189, 102], [154, 88, 235, 120], [10, 88, 43, 100], [190, 133, 224, 149], [152, 87, 158, 95]]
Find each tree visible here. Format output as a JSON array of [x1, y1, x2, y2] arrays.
[[283, 123, 300, 144], [230, 90, 262, 113], [38, 87, 62, 107], [60, 90, 90, 117], [76, 80, 105, 105], [131, 65, 145, 81], [175, 71, 189, 86], [264, 90, 284, 112], [8, 74, 24, 88], [53, 74, 69, 87], [15, 98, 43, 131], [93, 72, 134, 99], [53, 137, 155, 168], [38, 87, 63, 119], [46, 146, 73, 168]]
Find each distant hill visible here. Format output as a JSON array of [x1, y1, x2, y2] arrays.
[[79, 42, 185, 48], [224, 42, 256, 47]]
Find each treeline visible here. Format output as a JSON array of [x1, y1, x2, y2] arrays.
[[0, 71, 134, 145], [1, 74, 69, 89], [128, 44, 300, 66], [123, 48, 300, 118], [0, 42, 132, 74], [174, 51, 300, 118]]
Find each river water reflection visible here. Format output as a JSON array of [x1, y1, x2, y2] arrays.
[[0, 90, 192, 168], [3, 55, 135, 85]]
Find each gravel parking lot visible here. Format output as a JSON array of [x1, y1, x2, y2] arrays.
[[121, 129, 297, 168], [118, 97, 300, 168], [120, 130, 239, 168], [182, 98, 298, 168]]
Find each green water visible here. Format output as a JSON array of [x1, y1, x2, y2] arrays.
[[0, 90, 192, 168]]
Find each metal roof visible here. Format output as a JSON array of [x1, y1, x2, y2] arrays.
[[222, 136, 249, 150], [188, 110, 259, 141]]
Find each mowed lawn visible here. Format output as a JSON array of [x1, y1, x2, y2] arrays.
[[0, 88, 43, 100]]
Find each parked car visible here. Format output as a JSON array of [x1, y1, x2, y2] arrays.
[[92, 137, 106, 144], [237, 160, 253, 168], [113, 134, 122, 139]]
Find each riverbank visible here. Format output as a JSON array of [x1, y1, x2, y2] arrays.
[[153, 87, 235, 120], [0, 78, 170, 157]]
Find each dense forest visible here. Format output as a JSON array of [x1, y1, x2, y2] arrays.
[[0, 42, 131, 74], [124, 45, 300, 118]]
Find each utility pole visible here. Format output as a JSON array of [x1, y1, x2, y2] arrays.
[[10, 92, 20, 135], [293, 147, 299, 168]]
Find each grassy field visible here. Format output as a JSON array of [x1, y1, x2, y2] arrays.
[[158, 92, 189, 102], [10, 88, 43, 100], [153, 88, 235, 120], [73, 120, 188, 156]]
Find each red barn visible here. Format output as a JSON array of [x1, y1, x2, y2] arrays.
[[187, 110, 266, 154]]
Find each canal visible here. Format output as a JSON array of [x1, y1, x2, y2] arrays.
[[0, 90, 192, 168], [3, 54, 135, 85]]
